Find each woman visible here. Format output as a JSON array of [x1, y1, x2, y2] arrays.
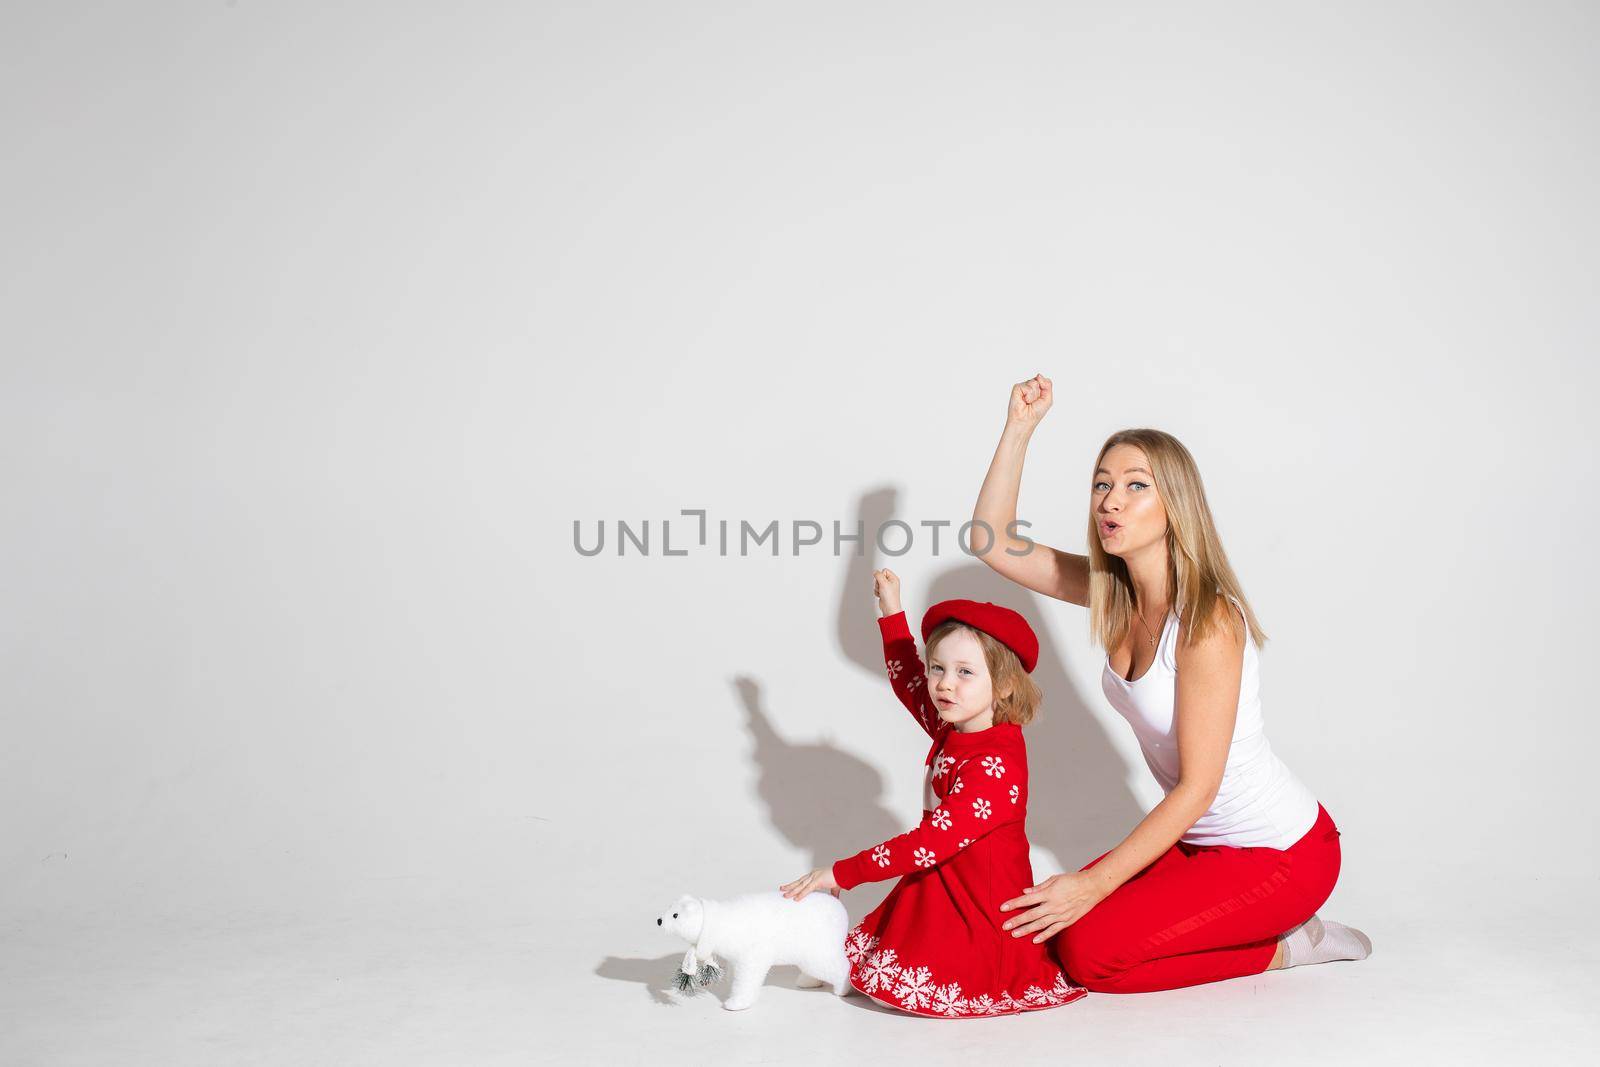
[[972, 374, 1371, 993]]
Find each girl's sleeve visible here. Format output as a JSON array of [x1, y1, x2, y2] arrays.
[[878, 610, 939, 740], [831, 750, 1021, 891]]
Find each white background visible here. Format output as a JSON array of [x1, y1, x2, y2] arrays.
[[2, 2, 1595, 1063]]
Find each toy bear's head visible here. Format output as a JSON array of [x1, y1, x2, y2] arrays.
[[656, 894, 705, 943]]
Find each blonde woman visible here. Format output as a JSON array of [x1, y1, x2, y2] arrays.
[[975, 375, 1371, 993]]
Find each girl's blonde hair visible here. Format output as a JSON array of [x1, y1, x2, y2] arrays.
[[925, 620, 1043, 726], [1086, 428, 1267, 653]]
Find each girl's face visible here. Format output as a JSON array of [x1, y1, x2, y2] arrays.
[[1092, 443, 1169, 558], [927, 628, 997, 732]]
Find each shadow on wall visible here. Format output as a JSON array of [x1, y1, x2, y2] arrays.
[[743, 486, 1145, 926], [733, 675, 900, 921]]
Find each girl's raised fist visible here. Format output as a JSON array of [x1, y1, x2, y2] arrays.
[[872, 568, 902, 617], [872, 568, 900, 598]]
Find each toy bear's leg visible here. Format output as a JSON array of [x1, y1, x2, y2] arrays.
[[822, 951, 853, 996], [794, 947, 852, 997], [722, 957, 771, 1011]]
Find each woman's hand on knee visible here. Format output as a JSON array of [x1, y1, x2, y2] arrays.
[[998, 872, 1110, 944]]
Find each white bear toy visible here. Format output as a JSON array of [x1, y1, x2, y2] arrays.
[[656, 890, 853, 1010]]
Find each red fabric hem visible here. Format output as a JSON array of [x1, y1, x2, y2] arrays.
[[845, 925, 1088, 1018], [849, 973, 1089, 1019]]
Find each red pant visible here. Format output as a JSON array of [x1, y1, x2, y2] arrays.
[[1052, 803, 1342, 993]]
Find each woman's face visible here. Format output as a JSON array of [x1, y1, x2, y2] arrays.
[[926, 628, 996, 732], [1092, 444, 1169, 558]]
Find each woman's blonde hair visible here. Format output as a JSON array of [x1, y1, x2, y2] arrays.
[[925, 620, 1043, 726], [1087, 428, 1267, 653]]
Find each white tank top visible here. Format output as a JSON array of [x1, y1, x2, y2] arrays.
[[1101, 594, 1319, 850]]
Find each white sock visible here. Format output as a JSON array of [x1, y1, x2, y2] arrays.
[[1278, 914, 1372, 968]]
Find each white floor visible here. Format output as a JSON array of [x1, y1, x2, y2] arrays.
[[3, 885, 1594, 1066]]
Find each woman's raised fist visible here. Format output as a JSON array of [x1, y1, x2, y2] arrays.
[[1007, 374, 1053, 431]]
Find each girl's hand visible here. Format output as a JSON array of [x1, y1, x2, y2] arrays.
[[779, 868, 841, 902], [872, 568, 902, 618], [1006, 374, 1053, 433], [997, 870, 1109, 943]]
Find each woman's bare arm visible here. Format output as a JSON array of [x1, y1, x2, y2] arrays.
[[1068, 599, 1244, 894], [996, 600, 1246, 942], [972, 376, 1090, 607]]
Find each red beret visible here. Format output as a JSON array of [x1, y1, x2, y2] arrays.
[[920, 599, 1039, 673]]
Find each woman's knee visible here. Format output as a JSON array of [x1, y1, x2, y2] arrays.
[[1054, 916, 1127, 987], [1056, 942, 1130, 993]]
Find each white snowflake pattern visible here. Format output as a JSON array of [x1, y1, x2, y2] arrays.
[[894, 965, 935, 1010], [1047, 972, 1081, 1001], [845, 928, 875, 965], [950, 777, 965, 794], [871, 844, 891, 867], [930, 982, 969, 1016], [908, 675, 925, 690], [860, 947, 901, 992], [843, 924, 1088, 1018], [886, 659, 903, 680], [1009, 783, 1020, 804], [957, 837, 972, 849], [982, 755, 1006, 778], [912, 846, 937, 868], [972, 797, 992, 820], [931, 753, 955, 780], [930, 808, 952, 830]]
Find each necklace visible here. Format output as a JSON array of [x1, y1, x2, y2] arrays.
[[1134, 601, 1169, 648]]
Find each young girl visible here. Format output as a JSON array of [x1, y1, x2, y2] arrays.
[[779, 568, 1087, 1018]]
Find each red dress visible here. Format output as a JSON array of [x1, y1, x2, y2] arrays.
[[830, 611, 1089, 1018]]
